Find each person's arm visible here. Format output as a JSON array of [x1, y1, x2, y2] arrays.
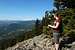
[[48, 22, 59, 29]]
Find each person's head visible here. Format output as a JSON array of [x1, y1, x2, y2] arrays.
[[54, 13, 61, 20]]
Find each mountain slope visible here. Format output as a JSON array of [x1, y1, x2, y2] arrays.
[[5, 34, 75, 50]]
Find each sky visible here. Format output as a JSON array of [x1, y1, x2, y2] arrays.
[[0, 0, 54, 21]]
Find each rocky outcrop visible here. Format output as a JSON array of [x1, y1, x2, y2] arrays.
[[5, 34, 75, 50]]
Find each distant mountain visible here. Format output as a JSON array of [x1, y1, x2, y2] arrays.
[[0, 20, 35, 40]]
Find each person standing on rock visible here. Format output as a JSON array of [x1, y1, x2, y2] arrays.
[[48, 13, 62, 50]]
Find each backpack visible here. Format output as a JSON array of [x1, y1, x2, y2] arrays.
[[59, 21, 64, 33]]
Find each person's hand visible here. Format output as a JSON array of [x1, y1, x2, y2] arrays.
[[52, 13, 55, 16], [48, 25, 51, 27], [48, 18, 51, 20]]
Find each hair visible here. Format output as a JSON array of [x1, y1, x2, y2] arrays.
[[55, 13, 59, 17], [55, 13, 62, 20]]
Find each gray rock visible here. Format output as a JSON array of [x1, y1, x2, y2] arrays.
[[5, 34, 75, 50]]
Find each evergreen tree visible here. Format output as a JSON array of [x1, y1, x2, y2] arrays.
[[35, 19, 41, 35], [54, 0, 75, 9], [53, 0, 75, 37]]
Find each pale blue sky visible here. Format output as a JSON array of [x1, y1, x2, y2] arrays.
[[0, 0, 54, 21]]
